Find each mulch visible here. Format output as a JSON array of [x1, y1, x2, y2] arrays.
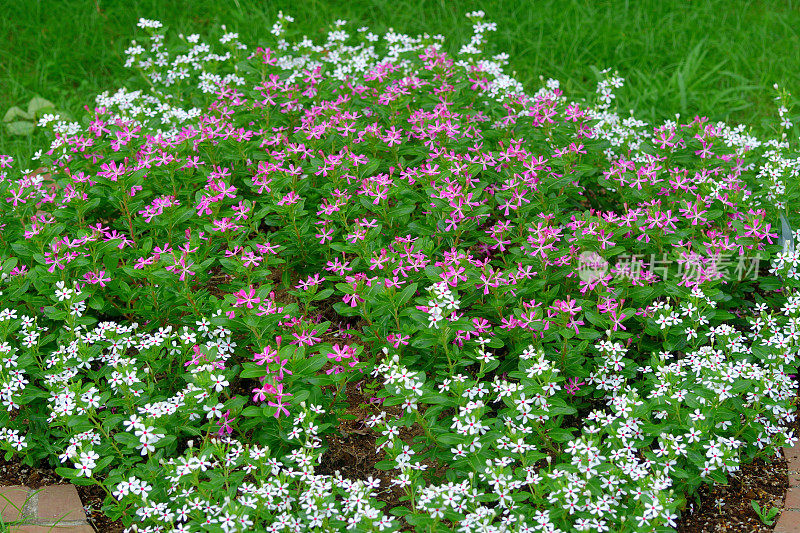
[[676, 453, 788, 532]]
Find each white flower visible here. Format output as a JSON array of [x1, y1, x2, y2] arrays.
[[209, 374, 229, 392], [0, 309, 18, 322], [54, 280, 74, 301], [137, 18, 163, 30], [80, 450, 99, 465], [203, 403, 225, 419]]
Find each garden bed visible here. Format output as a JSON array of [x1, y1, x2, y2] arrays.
[[0, 10, 799, 533]]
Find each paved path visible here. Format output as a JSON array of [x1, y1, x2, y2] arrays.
[[0, 484, 92, 532], [777, 441, 800, 532]]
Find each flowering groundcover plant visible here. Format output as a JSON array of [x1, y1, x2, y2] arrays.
[[0, 10, 800, 533]]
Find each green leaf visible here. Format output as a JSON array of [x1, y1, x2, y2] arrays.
[[43, 306, 66, 321], [2, 106, 32, 122], [291, 352, 326, 374], [28, 96, 56, 117], [6, 121, 34, 136], [312, 288, 334, 302], [405, 514, 435, 527], [359, 158, 381, 178], [396, 282, 418, 307], [113, 432, 139, 447], [419, 392, 455, 406], [88, 296, 106, 311], [375, 460, 395, 470], [55, 467, 76, 479], [584, 310, 605, 328], [240, 363, 268, 379], [95, 455, 115, 473], [180, 425, 203, 436], [389, 505, 410, 517], [547, 428, 576, 442], [388, 202, 417, 218], [548, 404, 577, 416], [281, 268, 293, 291], [1, 257, 18, 275], [170, 207, 196, 226]]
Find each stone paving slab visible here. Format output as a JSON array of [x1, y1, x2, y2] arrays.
[[36, 485, 86, 522], [0, 485, 31, 523], [11, 527, 94, 533], [0, 484, 92, 532]]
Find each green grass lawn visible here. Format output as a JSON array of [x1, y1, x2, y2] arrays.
[[1, 0, 799, 168]]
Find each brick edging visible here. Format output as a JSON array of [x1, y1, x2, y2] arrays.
[[0, 484, 93, 532], [774, 444, 800, 532]]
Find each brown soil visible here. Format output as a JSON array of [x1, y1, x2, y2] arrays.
[[676, 453, 788, 532], [675, 391, 800, 532]]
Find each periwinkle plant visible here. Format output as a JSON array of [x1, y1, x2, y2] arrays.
[[0, 10, 798, 533]]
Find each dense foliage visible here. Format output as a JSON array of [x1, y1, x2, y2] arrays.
[[0, 11, 799, 533]]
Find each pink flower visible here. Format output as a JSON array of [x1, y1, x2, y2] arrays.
[[83, 269, 111, 287], [387, 333, 410, 348], [327, 343, 354, 362], [268, 398, 290, 419], [234, 286, 260, 308], [565, 377, 585, 396], [252, 383, 276, 403], [253, 345, 277, 365], [216, 410, 235, 436]]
